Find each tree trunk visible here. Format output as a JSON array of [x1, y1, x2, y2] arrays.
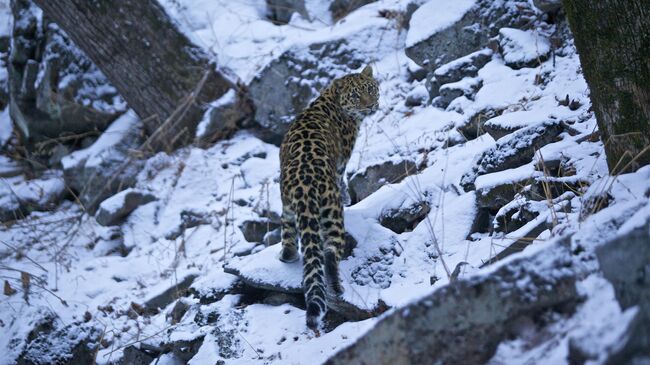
[[563, 1, 650, 174], [32, 0, 235, 151]]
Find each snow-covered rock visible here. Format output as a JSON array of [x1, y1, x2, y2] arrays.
[[405, 0, 535, 68], [499, 27, 551, 69], [95, 188, 157, 227]]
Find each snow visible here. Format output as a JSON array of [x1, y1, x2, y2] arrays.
[[61, 110, 139, 170], [499, 28, 551, 66], [1, 1, 648, 364], [0, 108, 12, 148], [406, 0, 476, 47]]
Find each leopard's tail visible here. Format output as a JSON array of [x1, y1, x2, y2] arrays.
[[296, 187, 327, 330]]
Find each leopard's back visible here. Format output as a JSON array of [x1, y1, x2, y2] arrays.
[[278, 65, 379, 330]]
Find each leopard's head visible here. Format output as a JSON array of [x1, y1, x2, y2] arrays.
[[334, 65, 379, 119]]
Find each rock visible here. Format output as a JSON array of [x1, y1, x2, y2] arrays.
[[483, 110, 553, 140], [195, 87, 254, 147], [266, 0, 308, 24], [460, 120, 565, 191], [248, 39, 366, 144], [9, 0, 123, 163], [263, 228, 282, 246], [533, 0, 562, 13], [61, 111, 145, 214], [0, 171, 66, 222], [457, 107, 504, 141], [405, 0, 535, 69], [498, 28, 551, 69], [330, 0, 376, 21], [427, 49, 492, 101], [597, 220, 650, 311], [475, 176, 532, 210], [404, 85, 429, 107], [494, 200, 542, 234], [144, 274, 198, 311], [119, 346, 158, 365], [92, 226, 128, 256], [432, 49, 492, 86], [17, 323, 102, 365], [432, 77, 482, 109], [95, 188, 156, 226], [348, 160, 416, 203], [379, 202, 430, 234], [325, 240, 578, 365], [168, 299, 191, 324], [595, 221, 650, 364], [239, 219, 281, 243], [170, 335, 205, 363]]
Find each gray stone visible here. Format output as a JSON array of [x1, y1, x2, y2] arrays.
[[195, 88, 254, 148], [266, 0, 308, 24], [239, 219, 281, 243], [145, 274, 198, 311], [533, 0, 562, 13], [263, 228, 282, 246], [17, 323, 102, 365], [9, 0, 123, 164], [119, 346, 158, 365], [432, 77, 482, 109], [325, 240, 578, 365], [476, 177, 530, 211], [432, 49, 492, 86], [248, 39, 365, 145], [62, 113, 145, 214], [95, 188, 156, 226], [379, 202, 430, 234], [460, 120, 564, 191], [595, 221, 650, 364], [499, 28, 551, 69], [348, 160, 416, 203], [457, 107, 504, 141], [405, 0, 534, 69], [330, 0, 376, 21], [0, 171, 66, 222]]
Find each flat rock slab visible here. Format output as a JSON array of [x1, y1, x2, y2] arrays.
[[224, 244, 303, 293], [95, 188, 157, 226]]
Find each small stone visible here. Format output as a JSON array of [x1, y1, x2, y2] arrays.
[[95, 188, 157, 227]]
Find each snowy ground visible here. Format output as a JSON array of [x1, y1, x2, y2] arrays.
[[1, 0, 647, 364]]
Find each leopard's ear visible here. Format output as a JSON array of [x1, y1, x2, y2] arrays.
[[361, 65, 373, 77]]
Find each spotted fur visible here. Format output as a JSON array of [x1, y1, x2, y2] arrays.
[[279, 65, 379, 330]]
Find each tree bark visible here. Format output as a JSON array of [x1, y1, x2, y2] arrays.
[[32, 0, 234, 151], [563, 1, 650, 174]]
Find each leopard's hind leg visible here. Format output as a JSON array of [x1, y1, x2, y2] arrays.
[[279, 204, 299, 263]]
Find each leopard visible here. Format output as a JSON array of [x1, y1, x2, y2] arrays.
[[278, 65, 380, 330]]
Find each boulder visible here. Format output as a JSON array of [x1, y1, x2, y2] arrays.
[[238, 219, 281, 243], [9, 0, 123, 164], [248, 39, 365, 144], [427, 48, 492, 101], [595, 219, 650, 363], [325, 240, 578, 365], [483, 110, 553, 140], [533, 0, 562, 13], [379, 201, 430, 234], [144, 274, 198, 311], [432, 77, 482, 109], [61, 111, 145, 214], [405, 0, 535, 69], [95, 188, 156, 226], [348, 160, 416, 203], [266, 0, 308, 24], [195, 87, 255, 148], [0, 171, 66, 222], [17, 323, 102, 365], [329, 0, 376, 21], [498, 28, 551, 69], [461, 120, 564, 191]]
